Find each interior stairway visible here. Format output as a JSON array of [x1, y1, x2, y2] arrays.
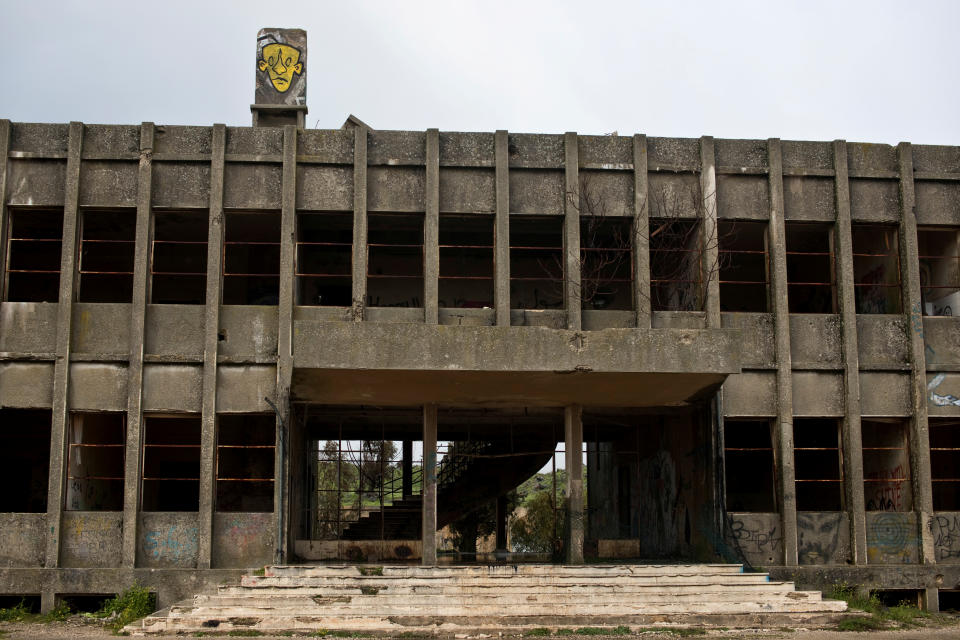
[[127, 564, 848, 635]]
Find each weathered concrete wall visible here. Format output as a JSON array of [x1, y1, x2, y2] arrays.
[[218, 306, 278, 361], [923, 318, 960, 366], [859, 372, 912, 416], [60, 512, 123, 568], [857, 316, 910, 369], [0, 514, 46, 567], [866, 511, 920, 564], [295, 540, 421, 562], [0, 303, 58, 353], [142, 364, 203, 412], [723, 371, 777, 416], [725, 512, 782, 566], [144, 305, 204, 359], [797, 512, 850, 565], [137, 513, 199, 568], [721, 313, 775, 368], [216, 365, 276, 412], [789, 316, 843, 368], [71, 304, 130, 355], [68, 363, 128, 410], [930, 512, 960, 563], [0, 363, 54, 407], [791, 371, 845, 417], [212, 513, 275, 568]]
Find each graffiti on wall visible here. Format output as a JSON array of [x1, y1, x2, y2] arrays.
[[142, 525, 198, 563], [798, 512, 846, 565], [726, 517, 782, 556], [636, 449, 684, 557], [866, 512, 918, 564], [929, 373, 960, 408], [255, 28, 306, 106], [930, 513, 960, 562], [865, 464, 907, 511]]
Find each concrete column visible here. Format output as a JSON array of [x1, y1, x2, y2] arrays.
[[496, 494, 508, 551], [700, 136, 721, 327], [833, 140, 868, 565], [351, 125, 369, 321], [274, 124, 298, 563], [198, 124, 227, 569], [564, 404, 584, 564], [402, 440, 413, 498], [421, 404, 438, 566], [44, 121, 84, 568], [494, 130, 511, 326], [633, 134, 651, 328], [897, 142, 936, 563], [564, 132, 581, 331], [424, 128, 440, 324], [0, 120, 11, 302], [121, 122, 155, 567], [767, 139, 798, 566]]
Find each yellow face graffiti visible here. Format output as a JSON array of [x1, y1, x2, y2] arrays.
[[258, 43, 303, 93]]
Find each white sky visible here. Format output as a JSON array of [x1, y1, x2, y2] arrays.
[[1, 1, 958, 145]]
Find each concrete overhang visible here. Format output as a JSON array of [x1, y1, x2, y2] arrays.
[[291, 323, 741, 408]]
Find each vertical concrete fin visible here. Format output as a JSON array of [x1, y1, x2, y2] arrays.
[[45, 121, 84, 568], [351, 125, 369, 320], [700, 136, 720, 327], [198, 124, 227, 569], [0, 120, 11, 303], [424, 128, 440, 324], [421, 404, 438, 566], [494, 130, 511, 326], [121, 122, 155, 567], [633, 134, 651, 328], [564, 404, 584, 564], [564, 132, 581, 331], [833, 139, 868, 565]]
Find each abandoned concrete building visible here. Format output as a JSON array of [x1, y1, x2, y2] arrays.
[[2, 30, 960, 619]]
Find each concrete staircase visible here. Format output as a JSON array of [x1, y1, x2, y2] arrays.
[[127, 564, 847, 635]]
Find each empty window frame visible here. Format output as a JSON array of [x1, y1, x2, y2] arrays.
[[862, 419, 911, 512], [580, 217, 633, 310], [216, 414, 275, 512], [141, 415, 201, 511], [718, 221, 769, 312], [918, 227, 959, 317], [77, 210, 135, 303], [0, 409, 51, 512], [296, 212, 353, 307], [4, 209, 63, 302], [724, 419, 777, 512], [65, 413, 125, 511], [150, 210, 207, 304], [650, 217, 702, 311], [510, 215, 564, 310], [222, 211, 281, 305], [852, 225, 902, 314], [785, 223, 836, 313], [366, 213, 424, 308], [793, 418, 843, 511], [929, 419, 960, 511], [439, 214, 493, 309]]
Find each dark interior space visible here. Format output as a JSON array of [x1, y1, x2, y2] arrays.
[[65, 413, 125, 511], [793, 418, 843, 511], [580, 217, 633, 310], [718, 221, 768, 312], [785, 222, 836, 313], [141, 415, 201, 512], [5, 208, 63, 302], [217, 414, 276, 512], [151, 209, 207, 304], [918, 226, 959, 316], [297, 211, 353, 307], [0, 595, 41, 613], [650, 217, 701, 311], [77, 209, 136, 303], [510, 215, 564, 311], [724, 419, 776, 512], [222, 211, 281, 305], [929, 418, 960, 511], [367, 213, 424, 308], [852, 224, 901, 314], [439, 214, 494, 309], [0, 409, 51, 512], [862, 419, 911, 512]]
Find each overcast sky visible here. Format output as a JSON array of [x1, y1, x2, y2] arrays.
[[1, 1, 958, 145]]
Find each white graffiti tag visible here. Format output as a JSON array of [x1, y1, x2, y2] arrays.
[[928, 373, 960, 407]]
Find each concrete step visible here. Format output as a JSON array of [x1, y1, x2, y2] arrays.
[[241, 574, 774, 588], [263, 563, 746, 577]]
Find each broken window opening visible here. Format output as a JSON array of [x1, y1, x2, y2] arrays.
[[918, 227, 959, 317], [785, 223, 836, 313], [367, 213, 424, 308], [439, 214, 494, 309], [0, 409, 51, 512], [141, 415, 201, 512], [929, 418, 960, 511], [216, 414, 275, 512], [150, 210, 207, 304], [4, 208, 63, 302], [719, 221, 769, 312], [862, 419, 911, 512], [724, 419, 777, 512], [852, 224, 902, 314], [579, 217, 633, 311], [649, 217, 702, 311], [77, 210, 136, 303], [296, 212, 353, 307], [510, 215, 564, 311], [66, 413, 125, 511], [222, 211, 281, 305], [793, 418, 843, 511]]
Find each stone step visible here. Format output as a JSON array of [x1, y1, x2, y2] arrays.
[[263, 563, 746, 577], [241, 574, 774, 588]]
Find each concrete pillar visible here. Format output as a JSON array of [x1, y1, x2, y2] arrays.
[[924, 587, 940, 613], [833, 140, 868, 565], [494, 130, 511, 326], [402, 440, 413, 498], [424, 128, 440, 324], [495, 494, 508, 551], [564, 132, 581, 331], [44, 121, 84, 569], [121, 122, 155, 567], [767, 139, 798, 566], [632, 134, 651, 328], [700, 136, 720, 327], [421, 404, 438, 566], [198, 124, 227, 569], [897, 142, 936, 563], [351, 125, 369, 321], [0, 120, 11, 302], [564, 404, 584, 564]]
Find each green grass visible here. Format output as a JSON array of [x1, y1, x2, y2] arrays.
[[524, 629, 552, 637], [357, 566, 383, 576], [40, 601, 71, 622], [251, 567, 266, 577], [826, 582, 943, 631], [836, 617, 884, 632], [636, 628, 706, 637], [0, 600, 32, 622], [562, 626, 631, 636], [227, 632, 263, 637], [95, 583, 156, 633]]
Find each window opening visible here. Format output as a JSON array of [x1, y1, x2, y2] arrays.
[[439, 214, 494, 309], [141, 415, 201, 511], [718, 221, 769, 312], [222, 211, 281, 305], [785, 223, 836, 313], [296, 212, 353, 307], [510, 215, 564, 310], [367, 213, 424, 308], [579, 217, 633, 310], [930, 418, 960, 511], [862, 419, 911, 511], [0, 409, 51, 512], [77, 210, 135, 303], [216, 414, 275, 512], [918, 227, 959, 316], [852, 225, 901, 314], [724, 419, 776, 512], [793, 418, 843, 511], [66, 413, 125, 511], [150, 210, 207, 304], [4, 209, 63, 302], [649, 218, 702, 311]]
